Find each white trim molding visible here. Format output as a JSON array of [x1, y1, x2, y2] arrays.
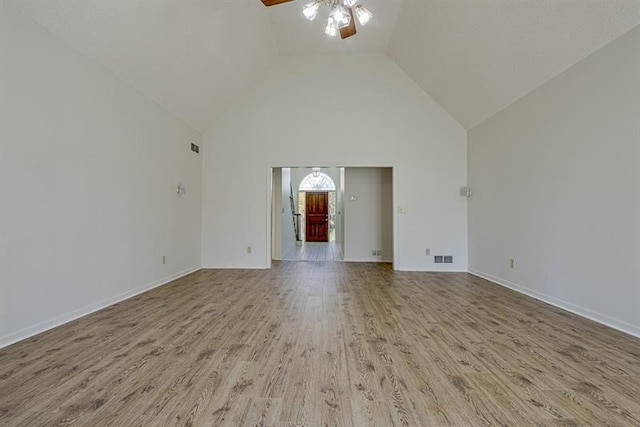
[[469, 269, 640, 339], [0, 267, 201, 350]]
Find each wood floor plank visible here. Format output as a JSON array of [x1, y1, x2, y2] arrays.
[[1, 262, 638, 426], [283, 242, 343, 261]]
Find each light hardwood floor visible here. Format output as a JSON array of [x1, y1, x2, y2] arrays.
[[0, 262, 638, 426], [282, 242, 343, 261]]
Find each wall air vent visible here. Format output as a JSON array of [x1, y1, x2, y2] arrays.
[[190, 143, 200, 153]]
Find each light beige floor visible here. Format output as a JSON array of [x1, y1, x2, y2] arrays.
[[0, 262, 638, 426], [282, 241, 343, 261]]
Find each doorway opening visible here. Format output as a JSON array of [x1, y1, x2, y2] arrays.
[[297, 171, 336, 243], [270, 167, 394, 265]]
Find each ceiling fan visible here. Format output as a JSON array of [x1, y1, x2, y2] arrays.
[[260, 0, 373, 40]]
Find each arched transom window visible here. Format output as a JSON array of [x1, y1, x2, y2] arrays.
[[299, 172, 336, 191]]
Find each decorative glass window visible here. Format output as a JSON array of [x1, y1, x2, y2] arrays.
[[299, 172, 336, 191]]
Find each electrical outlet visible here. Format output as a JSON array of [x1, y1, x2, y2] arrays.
[[509, 258, 515, 268], [425, 248, 431, 256], [162, 255, 166, 264], [247, 246, 252, 254]]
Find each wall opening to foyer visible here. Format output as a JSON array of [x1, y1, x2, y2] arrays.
[[298, 171, 337, 243], [270, 167, 393, 265]]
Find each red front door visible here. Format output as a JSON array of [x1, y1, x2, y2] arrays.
[[305, 192, 328, 242]]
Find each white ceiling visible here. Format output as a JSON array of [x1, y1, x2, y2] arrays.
[[8, 0, 640, 132], [8, 0, 278, 132], [387, 0, 640, 129]]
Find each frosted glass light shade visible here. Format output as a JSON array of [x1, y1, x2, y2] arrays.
[[324, 16, 338, 36], [344, 0, 358, 7], [354, 4, 372, 26], [331, 4, 351, 29], [302, 1, 320, 21]]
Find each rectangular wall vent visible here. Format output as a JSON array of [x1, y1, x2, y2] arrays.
[[444, 256, 453, 263], [434, 256, 443, 263]]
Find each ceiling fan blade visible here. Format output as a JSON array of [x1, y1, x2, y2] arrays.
[[260, 0, 295, 6], [340, 8, 357, 39]]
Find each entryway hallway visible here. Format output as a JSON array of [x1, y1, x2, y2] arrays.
[[282, 242, 343, 261]]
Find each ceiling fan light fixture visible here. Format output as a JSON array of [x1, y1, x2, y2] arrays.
[[324, 16, 338, 37], [331, 4, 351, 29], [302, 1, 321, 21], [354, 4, 373, 26], [263, 0, 371, 39]]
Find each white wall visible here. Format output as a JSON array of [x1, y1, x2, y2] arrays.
[[271, 168, 283, 259], [280, 168, 296, 258], [338, 168, 345, 255], [344, 168, 393, 262], [0, 5, 202, 348], [201, 54, 468, 271], [468, 26, 640, 337]]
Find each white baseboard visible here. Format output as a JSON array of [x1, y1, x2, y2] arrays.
[[395, 267, 469, 272], [469, 269, 640, 339], [0, 266, 201, 350], [201, 264, 268, 270]]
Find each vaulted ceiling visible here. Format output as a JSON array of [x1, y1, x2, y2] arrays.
[[9, 0, 640, 132]]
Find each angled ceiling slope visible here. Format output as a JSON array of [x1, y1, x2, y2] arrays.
[[387, 1, 640, 130], [8, 1, 640, 132], [8, 0, 279, 132]]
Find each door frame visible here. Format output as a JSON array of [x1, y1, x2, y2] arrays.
[[305, 191, 329, 243], [266, 164, 398, 269]]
